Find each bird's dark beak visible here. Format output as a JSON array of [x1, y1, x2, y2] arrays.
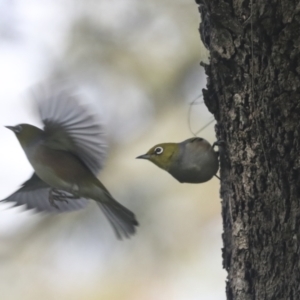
[[136, 154, 150, 160], [5, 126, 15, 132]]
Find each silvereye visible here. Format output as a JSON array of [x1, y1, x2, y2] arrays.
[[137, 137, 220, 183], [2, 84, 138, 239]]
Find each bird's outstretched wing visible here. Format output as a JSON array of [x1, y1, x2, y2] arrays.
[[34, 83, 107, 175], [1, 173, 88, 213]]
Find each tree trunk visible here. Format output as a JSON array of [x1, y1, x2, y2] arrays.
[[195, 0, 300, 299]]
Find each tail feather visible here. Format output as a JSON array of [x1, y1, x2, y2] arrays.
[[97, 197, 138, 239]]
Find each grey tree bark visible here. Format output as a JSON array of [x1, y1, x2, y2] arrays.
[[195, 0, 300, 299]]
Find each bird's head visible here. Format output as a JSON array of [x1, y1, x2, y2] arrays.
[[5, 124, 44, 148], [136, 143, 180, 171]]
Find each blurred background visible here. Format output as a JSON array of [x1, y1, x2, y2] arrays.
[[0, 0, 225, 299]]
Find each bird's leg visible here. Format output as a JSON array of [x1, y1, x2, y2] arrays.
[[48, 189, 60, 209], [212, 140, 225, 150], [214, 174, 220, 180], [55, 187, 80, 199], [48, 185, 81, 208], [70, 184, 80, 199], [63, 194, 80, 200], [48, 189, 70, 209], [212, 141, 224, 181], [52, 189, 69, 203]]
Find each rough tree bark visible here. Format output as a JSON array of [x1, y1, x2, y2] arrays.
[[195, 0, 300, 299]]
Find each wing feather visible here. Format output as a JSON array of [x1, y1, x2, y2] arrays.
[[1, 173, 88, 213], [35, 83, 107, 175]]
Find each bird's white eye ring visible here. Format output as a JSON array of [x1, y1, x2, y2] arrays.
[[154, 146, 163, 155], [15, 125, 22, 134]]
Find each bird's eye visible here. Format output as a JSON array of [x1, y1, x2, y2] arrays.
[[14, 125, 22, 134], [154, 146, 163, 155]]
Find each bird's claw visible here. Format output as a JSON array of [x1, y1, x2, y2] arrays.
[[49, 192, 60, 209], [48, 189, 74, 209], [51, 202, 59, 209], [212, 140, 225, 149]]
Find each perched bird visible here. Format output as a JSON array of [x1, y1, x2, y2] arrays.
[[2, 84, 138, 239], [137, 137, 220, 183]]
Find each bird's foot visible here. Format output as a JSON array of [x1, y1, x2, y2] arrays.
[[212, 140, 225, 150], [214, 174, 220, 180], [49, 190, 60, 209], [49, 189, 74, 209], [52, 189, 69, 203]]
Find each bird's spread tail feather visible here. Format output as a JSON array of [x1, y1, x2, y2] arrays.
[[97, 196, 138, 239]]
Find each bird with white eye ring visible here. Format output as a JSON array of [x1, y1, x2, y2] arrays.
[[137, 137, 221, 183], [2, 85, 138, 240], [154, 147, 163, 155]]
